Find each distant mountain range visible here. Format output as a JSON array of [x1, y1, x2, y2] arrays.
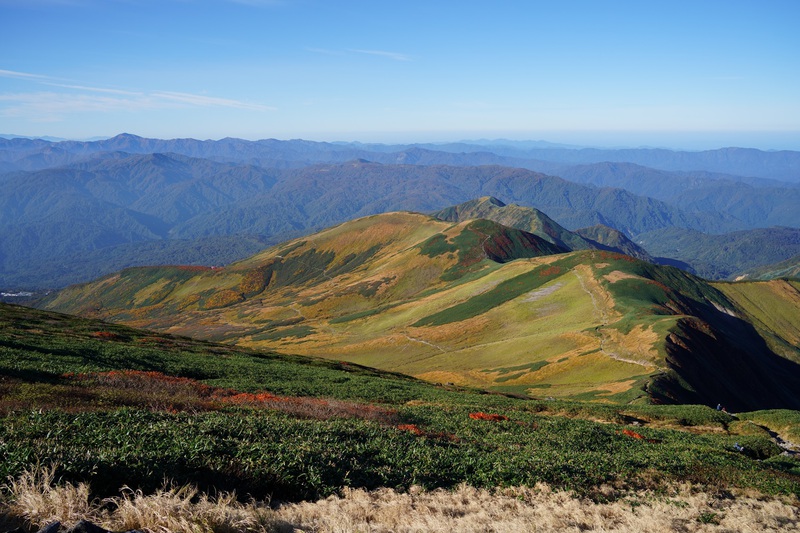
[[2, 134, 799, 289], [5, 133, 798, 180]]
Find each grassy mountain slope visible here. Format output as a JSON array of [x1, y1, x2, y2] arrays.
[[41, 212, 800, 411], [712, 280, 800, 363], [736, 254, 800, 281], [2, 301, 799, 507]]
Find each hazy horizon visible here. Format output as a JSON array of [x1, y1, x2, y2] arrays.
[[2, 129, 799, 152]]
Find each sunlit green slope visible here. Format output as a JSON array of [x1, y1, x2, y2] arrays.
[[41, 210, 800, 410]]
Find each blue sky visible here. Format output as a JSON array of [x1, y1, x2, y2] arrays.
[[1, 0, 799, 149]]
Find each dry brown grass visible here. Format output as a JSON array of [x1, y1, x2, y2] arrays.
[[3, 469, 799, 533], [280, 484, 800, 532], [1, 466, 97, 528], [604, 270, 643, 283], [0, 467, 277, 533]]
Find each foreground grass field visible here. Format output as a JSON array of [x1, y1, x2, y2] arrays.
[[1, 301, 799, 520]]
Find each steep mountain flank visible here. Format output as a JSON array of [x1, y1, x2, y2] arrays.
[[432, 196, 654, 262], [574, 225, 654, 262], [432, 196, 592, 251], [40, 211, 800, 410]]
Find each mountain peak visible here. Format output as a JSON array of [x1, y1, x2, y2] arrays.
[[111, 133, 144, 141], [479, 196, 506, 207], [432, 197, 588, 251]]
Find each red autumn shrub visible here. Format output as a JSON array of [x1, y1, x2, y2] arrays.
[[539, 266, 562, 277], [620, 428, 661, 443], [92, 331, 121, 340], [396, 424, 424, 435], [469, 412, 509, 422], [621, 428, 644, 439], [60, 369, 399, 424], [175, 265, 214, 272]]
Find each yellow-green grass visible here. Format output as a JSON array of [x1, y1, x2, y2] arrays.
[[235, 211, 449, 269], [44, 248, 676, 401], [713, 280, 800, 362], [738, 410, 800, 444], [232, 262, 666, 400], [44, 215, 746, 404]]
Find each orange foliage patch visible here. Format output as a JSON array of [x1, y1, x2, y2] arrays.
[[621, 428, 645, 439], [469, 412, 510, 422], [91, 331, 122, 340], [597, 251, 636, 262], [396, 423, 457, 442], [620, 428, 661, 443], [175, 265, 215, 272], [396, 424, 424, 435], [61, 370, 398, 424], [646, 279, 671, 291], [539, 266, 563, 277], [204, 289, 245, 309]]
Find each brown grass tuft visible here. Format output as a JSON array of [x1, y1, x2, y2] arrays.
[[1, 465, 98, 529], [109, 486, 276, 533], [2, 468, 799, 532]]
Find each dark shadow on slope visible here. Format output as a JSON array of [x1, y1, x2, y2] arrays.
[[654, 301, 800, 412]]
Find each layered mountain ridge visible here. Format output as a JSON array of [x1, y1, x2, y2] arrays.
[[3, 134, 800, 289]]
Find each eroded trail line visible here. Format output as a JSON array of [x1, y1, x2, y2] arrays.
[[572, 268, 609, 324], [572, 268, 652, 368], [404, 334, 447, 353], [289, 303, 305, 319]]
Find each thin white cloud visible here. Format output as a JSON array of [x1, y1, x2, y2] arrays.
[[0, 67, 275, 119], [0, 91, 275, 121], [0, 92, 154, 121], [350, 49, 412, 62], [152, 91, 275, 111], [44, 82, 143, 96], [0, 69, 52, 81], [306, 48, 412, 61]]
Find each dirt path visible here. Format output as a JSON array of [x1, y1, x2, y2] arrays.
[[572, 266, 653, 368], [403, 334, 447, 353]]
